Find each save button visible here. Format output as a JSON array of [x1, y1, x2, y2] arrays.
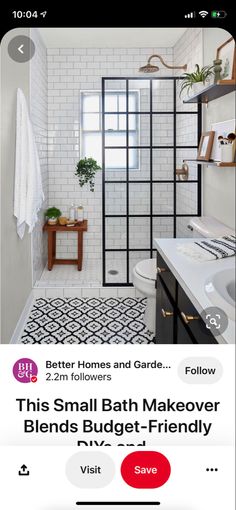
[[121, 451, 171, 488]]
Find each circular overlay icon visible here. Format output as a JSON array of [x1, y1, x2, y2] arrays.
[[13, 358, 38, 383], [121, 451, 171, 489], [200, 306, 228, 337], [8, 35, 35, 63]]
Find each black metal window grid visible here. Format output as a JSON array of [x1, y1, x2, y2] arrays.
[[81, 90, 139, 170], [102, 77, 202, 286]]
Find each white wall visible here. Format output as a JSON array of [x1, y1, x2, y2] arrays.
[[173, 27, 235, 234], [203, 28, 235, 230], [0, 28, 32, 343], [173, 28, 203, 237], [47, 46, 175, 283], [30, 28, 48, 284]]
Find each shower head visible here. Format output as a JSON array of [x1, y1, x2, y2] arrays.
[[139, 54, 187, 73], [139, 63, 159, 73]]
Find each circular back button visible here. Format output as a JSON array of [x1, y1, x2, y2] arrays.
[[8, 36, 35, 63], [121, 451, 171, 489]]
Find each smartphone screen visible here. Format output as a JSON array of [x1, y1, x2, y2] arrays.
[[0, 5, 235, 509]]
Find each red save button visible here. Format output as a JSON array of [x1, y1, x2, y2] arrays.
[[121, 451, 171, 489]]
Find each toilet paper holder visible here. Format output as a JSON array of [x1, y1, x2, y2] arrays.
[[176, 163, 189, 181]]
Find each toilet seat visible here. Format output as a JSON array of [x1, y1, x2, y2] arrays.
[[135, 259, 156, 281]]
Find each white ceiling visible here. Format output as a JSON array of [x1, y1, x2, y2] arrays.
[[38, 28, 187, 48]]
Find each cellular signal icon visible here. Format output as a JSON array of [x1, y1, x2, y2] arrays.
[[185, 12, 196, 18], [199, 10, 209, 18]]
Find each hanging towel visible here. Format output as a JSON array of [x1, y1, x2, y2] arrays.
[[177, 235, 236, 262], [14, 88, 44, 239]]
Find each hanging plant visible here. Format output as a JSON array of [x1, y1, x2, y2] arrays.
[[75, 157, 101, 192]]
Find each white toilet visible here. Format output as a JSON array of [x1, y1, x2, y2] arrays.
[[132, 258, 156, 333]]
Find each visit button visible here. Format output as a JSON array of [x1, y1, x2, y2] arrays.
[[121, 451, 171, 488]]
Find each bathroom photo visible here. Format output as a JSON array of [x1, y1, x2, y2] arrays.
[[1, 27, 235, 344]]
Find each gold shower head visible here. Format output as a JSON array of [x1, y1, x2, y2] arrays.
[[139, 54, 187, 73], [139, 63, 160, 73]]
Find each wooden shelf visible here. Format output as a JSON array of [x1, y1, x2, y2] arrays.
[[184, 159, 236, 167], [183, 81, 236, 104]]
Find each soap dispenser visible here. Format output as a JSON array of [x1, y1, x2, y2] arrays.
[[77, 205, 84, 223], [69, 203, 75, 221]]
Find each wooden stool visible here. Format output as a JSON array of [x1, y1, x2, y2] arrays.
[[43, 220, 88, 271]]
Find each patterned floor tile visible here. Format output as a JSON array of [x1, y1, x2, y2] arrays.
[[20, 298, 155, 344]]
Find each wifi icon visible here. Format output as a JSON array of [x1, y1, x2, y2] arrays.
[[199, 10, 209, 17]]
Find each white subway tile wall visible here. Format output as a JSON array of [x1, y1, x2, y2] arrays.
[[47, 47, 174, 284], [31, 33, 201, 287], [30, 28, 48, 284], [174, 28, 203, 237]]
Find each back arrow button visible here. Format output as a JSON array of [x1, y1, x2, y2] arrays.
[[8, 36, 35, 62]]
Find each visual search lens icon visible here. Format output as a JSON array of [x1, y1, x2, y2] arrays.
[[200, 307, 228, 336], [206, 313, 221, 329]]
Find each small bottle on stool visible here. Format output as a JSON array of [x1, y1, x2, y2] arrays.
[[77, 205, 84, 223]]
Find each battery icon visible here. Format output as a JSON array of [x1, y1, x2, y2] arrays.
[[211, 10, 227, 18]]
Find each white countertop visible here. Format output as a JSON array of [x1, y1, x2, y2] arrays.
[[154, 238, 235, 344]]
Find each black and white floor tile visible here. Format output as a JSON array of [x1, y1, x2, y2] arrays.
[[20, 297, 155, 344]]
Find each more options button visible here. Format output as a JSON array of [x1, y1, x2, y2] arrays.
[[121, 451, 171, 488]]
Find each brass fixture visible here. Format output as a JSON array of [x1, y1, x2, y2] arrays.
[[176, 163, 189, 181], [161, 309, 174, 318], [139, 54, 188, 73], [157, 266, 167, 273], [181, 312, 199, 324]]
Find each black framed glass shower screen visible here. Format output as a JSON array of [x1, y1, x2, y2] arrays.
[[102, 77, 201, 286]]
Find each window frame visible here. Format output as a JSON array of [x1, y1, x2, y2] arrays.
[[80, 90, 140, 170]]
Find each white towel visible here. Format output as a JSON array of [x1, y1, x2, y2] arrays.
[[177, 235, 236, 262], [14, 88, 44, 239]]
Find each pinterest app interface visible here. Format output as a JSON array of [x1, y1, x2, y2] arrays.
[[0, 6, 235, 510]]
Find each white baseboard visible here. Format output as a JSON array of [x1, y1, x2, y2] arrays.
[[10, 292, 34, 344]]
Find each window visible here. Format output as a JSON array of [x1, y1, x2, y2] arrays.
[[80, 91, 139, 170]]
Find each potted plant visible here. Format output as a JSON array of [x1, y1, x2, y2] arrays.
[[180, 64, 215, 97], [45, 207, 62, 225], [75, 157, 101, 192]]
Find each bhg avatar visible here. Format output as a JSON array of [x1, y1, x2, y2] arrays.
[[13, 358, 38, 383]]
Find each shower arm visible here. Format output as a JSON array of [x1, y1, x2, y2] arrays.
[[147, 54, 187, 71]]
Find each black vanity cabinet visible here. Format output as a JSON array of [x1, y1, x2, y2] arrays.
[[155, 252, 217, 344]]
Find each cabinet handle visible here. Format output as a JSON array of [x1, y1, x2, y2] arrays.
[[157, 266, 166, 273], [161, 308, 173, 318], [181, 312, 199, 324]]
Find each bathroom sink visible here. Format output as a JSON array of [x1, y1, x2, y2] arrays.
[[205, 269, 235, 321]]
